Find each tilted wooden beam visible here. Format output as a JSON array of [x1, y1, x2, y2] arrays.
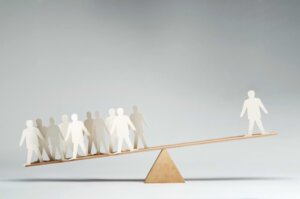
[[25, 132, 277, 168]]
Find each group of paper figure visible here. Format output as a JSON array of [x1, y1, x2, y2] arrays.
[[19, 106, 148, 165], [20, 90, 269, 165]]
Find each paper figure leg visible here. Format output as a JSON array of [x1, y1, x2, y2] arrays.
[[52, 146, 57, 159], [62, 143, 67, 158], [114, 138, 118, 151], [117, 137, 123, 153], [64, 143, 72, 158], [69, 143, 73, 153], [72, 143, 79, 159], [44, 144, 53, 160], [57, 144, 64, 160], [26, 149, 33, 165], [53, 145, 60, 159], [33, 147, 43, 162], [100, 135, 108, 153], [67, 143, 73, 158], [248, 119, 255, 134], [88, 137, 93, 154], [110, 137, 118, 153], [140, 133, 148, 148], [109, 137, 114, 153], [134, 133, 139, 149], [94, 139, 100, 154], [255, 119, 265, 133], [79, 140, 87, 156], [39, 145, 43, 156], [124, 136, 133, 150]]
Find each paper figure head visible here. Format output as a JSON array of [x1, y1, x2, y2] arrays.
[[117, 108, 124, 116], [71, 114, 78, 121], [62, 114, 69, 122], [248, 90, 255, 98], [86, 112, 92, 119], [26, 120, 34, 127], [108, 108, 115, 116], [95, 111, 100, 118], [49, 117, 55, 125], [36, 118, 43, 126], [133, 105, 138, 112]]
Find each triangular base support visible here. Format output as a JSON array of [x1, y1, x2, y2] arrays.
[[144, 149, 185, 183]]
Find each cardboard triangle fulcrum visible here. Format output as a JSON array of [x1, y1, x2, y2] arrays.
[[144, 149, 185, 183]]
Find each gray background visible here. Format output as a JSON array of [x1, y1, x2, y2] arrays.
[[0, 0, 299, 198]]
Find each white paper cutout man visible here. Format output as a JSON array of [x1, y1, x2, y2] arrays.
[[130, 106, 148, 149], [47, 117, 64, 160], [65, 114, 90, 160], [240, 90, 268, 136], [93, 111, 108, 153], [111, 108, 136, 154], [19, 120, 44, 165], [36, 118, 53, 160], [84, 112, 99, 154], [59, 114, 72, 158], [105, 108, 117, 153]]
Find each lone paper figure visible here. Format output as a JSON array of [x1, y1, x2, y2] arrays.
[[59, 114, 72, 158], [47, 117, 64, 160], [85, 112, 99, 154], [36, 118, 53, 160], [111, 108, 136, 154], [19, 120, 44, 165], [130, 106, 148, 149], [105, 108, 117, 153], [240, 90, 268, 136], [93, 111, 108, 153], [65, 114, 90, 160]]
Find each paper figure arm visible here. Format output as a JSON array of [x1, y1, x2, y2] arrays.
[[111, 120, 116, 135], [82, 124, 90, 136], [259, 99, 268, 114], [128, 117, 136, 131], [240, 101, 247, 117], [58, 124, 65, 139], [65, 126, 71, 141], [36, 129, 45, 141], [142, 115, 149, 127], [104, 123, 111, 135], [19, 131, 26, 147], [58, 128, 64, 140], [92, 122, 96, 134], [41, 127, 50, 146], [46, 128, 52, 146]]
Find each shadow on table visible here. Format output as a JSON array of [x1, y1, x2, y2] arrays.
[[4, 177, 291, 183]]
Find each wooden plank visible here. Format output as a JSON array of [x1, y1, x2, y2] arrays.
[[25, 131, 277, 167]]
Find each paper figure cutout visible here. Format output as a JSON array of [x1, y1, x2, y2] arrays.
[[65, 114, 90, 159], [111, 108, 136, 154], [84, 112, 100, 154], [93, 111, 108, 153], [105, 108, 117, 153], [58, 114, 72, 158], [130, 106, 148, 149], [47, 117, 64, 160], [36, 118, 53, 160], [240, 90, 268, 136], [19, 120, 44, 165]]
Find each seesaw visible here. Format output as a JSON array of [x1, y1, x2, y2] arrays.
[[25, 132, 277, 183]]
